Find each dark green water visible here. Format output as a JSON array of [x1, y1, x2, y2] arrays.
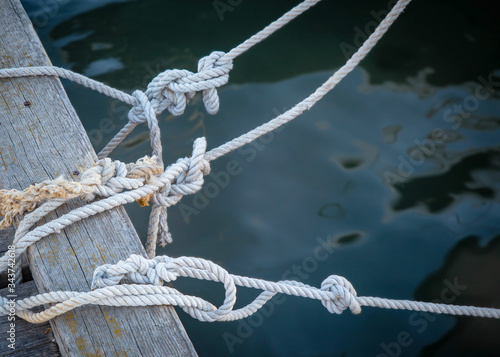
[[21, 0, 500, 356]]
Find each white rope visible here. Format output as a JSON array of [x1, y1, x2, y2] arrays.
[[1, 254, 498, 324], [0, 66, 136, 106], [221, 0, 322, 61], [206, 0, 409, 160], [3, 0, 497, 326]]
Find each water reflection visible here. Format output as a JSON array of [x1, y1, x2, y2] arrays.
[[318, 203, 346, 219], [334, 231, 365, 246], [46, 0, 500, 89], [392, 150, 499, 213], [415, 235, 500, 356]]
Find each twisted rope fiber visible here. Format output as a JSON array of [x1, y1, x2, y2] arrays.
[[0, 154, 161, 229], [0, 66, 136, 106], [1, 255, 499, 324], [2, 0, 498, 324], [0, 152, 163, 281]]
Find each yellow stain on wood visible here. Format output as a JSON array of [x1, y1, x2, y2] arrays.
[[0, 147, 18, 166], [91, 254, 99, 264], [65, 311, 106, 356], [65, 248, 81, 271], [50, 244, 59, 259], [45, 252, 55, 267], [76, 337, 105, 357], [103, 311, 123, 338], [64, 311, 78, 334], [96, 242, 115, 260]]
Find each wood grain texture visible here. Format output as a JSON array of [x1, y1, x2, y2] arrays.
[[0, 1, 197, 356], [0, 223, 31, 289], [0, 281, 61, 357]]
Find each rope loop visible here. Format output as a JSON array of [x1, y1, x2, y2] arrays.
[[92, 254, 168, 288], [3, 251, 500, 324], [82, 155, 162, 201], [171, 137, 211, 196], [92, 254, 238, 322]]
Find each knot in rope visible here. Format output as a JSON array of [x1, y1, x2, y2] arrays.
[[0, 138, 209, 272], [146, 137, 210, 251], [92, 254, 180, 288], [320, 275, 361, 314], [156, 137, 211, 205], [81, 155, 162, 201], [92, 254, 237, 322], [146, 51, 232, 116]]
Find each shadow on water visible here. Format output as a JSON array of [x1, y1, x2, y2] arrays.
[[47, 0, 500, 89], [414, 235, 500, 356], [392, 150, 500, 213]]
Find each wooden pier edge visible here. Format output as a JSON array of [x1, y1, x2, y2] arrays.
[[0, 1, 198, 356]]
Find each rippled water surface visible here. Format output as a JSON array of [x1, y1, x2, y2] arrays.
[[21, 0, 500, 355]]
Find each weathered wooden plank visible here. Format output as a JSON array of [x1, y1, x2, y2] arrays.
[[0, 222, 15, 255], [0, 281, 61, 356], [0, 224, 31, 289], [0, 1, 197, 356]]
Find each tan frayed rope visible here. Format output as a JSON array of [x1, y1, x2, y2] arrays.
[[0, 156, 162, 229], [2, 0, 499, 324]]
